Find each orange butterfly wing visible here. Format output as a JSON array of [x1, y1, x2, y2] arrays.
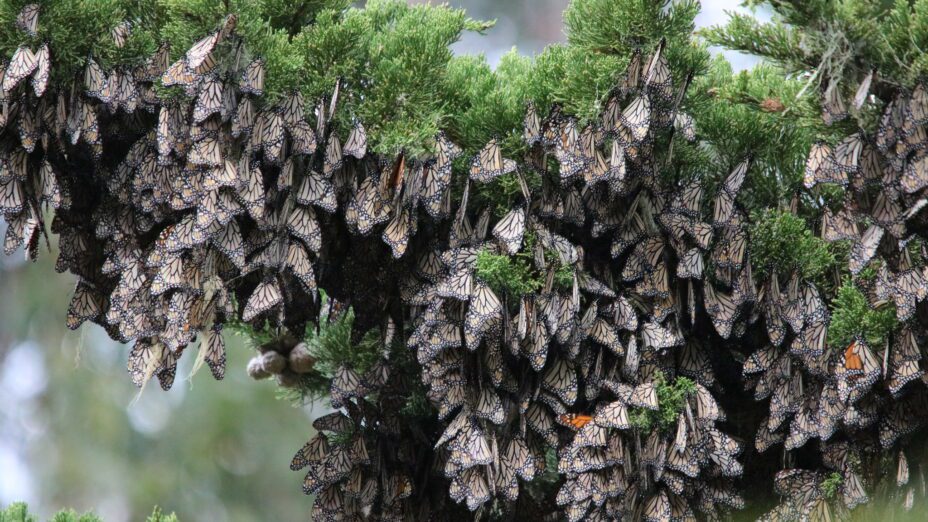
[[845, 341, 863, 373], [558, 413, 593, 430]]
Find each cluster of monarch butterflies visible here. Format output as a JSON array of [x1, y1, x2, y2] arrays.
[[735, 71, 928, 520], [3, 4, 928, 520], [391, 39, 751, 521]]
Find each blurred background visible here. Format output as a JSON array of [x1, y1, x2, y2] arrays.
[[0, 1, 765, 520]]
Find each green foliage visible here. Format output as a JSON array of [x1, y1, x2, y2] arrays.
[[0, 504, 177, 522], [156, 0, 354, 101], [475, 248, 541, 299], [48, 512, 102, 522], [225, 316, 278, 350], [305, 294, 382, 379], [145, 508, 179, 522], [682, 58, 835, 210], [828, 279, 898, 349], [351, 1, 492, 156], [750, 209, 836, 282], [563, 0, 709, 114], [275, 291, 383, 403], [629, 376, 696, 432], [0, 503, 38, 522], [0, 0, 159, 84], [821, 472, 843, 499], [705, 0, 928, 119]]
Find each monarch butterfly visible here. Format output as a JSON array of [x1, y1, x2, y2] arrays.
[[161, 58, 195, 89], [822, 80, 848, 125], [185, 31, 219, 71], [291, 434, 329, 471], [31, 44, 49, 97], [293, 170, 335, 213], [523, 101, 541, 146], [522, 316, 549, 372], [435, 130, 463, 172], [239, 58, 265, 96], [628, 381, 658, 410], [475, 385, 505, 425], [16, 4, 40, 36], [286, 240, 316, 293], [286, 205, 322, 253], [640, 320, 682, 350], [210, 220, 245, 269], [704, 284, 740, 339], [37, 160, 61, 209], [620, 48, 643, 96], [188, 135, 222, 167], [382, 207, 411, 259], [329, 365, 362, 407], [114, 69, 140, 113], [593, 401, 629, 429], [127, 340, 164, 388], [620, 95, 651, 143], [262, 111, 285, 164], [464, 282, 502, 349], [470, 138, 516, 183], [3, 46, 37, 93], [280, 90, 304, 127], [849, 225, 883, 274], [193, 75, 223, 123], [643, 489, 671, 522], [873, 192, 904, 239], [0, 178, 24, 215], [232, 97, 255, 137], [138, 42, 170, 82], [902, 153, 928, 194], [590, 318, 624, 355], [842, 471, 869, 509], [17, 110, 38, 153], [542, 357, 578, 405], [562, 187, 585, 226], [242, 278, 282, 322], [3, 205, 37, 258], [831, 133, 862, 177], [821, 207, 859, 242], [674, 112, 696, 141], [342, 122, 367, 159], [112, 20, 131, 48], [601, 93, 623, 139], [67, 281, 104, 330], [150, 254, 185, 295], [854, 68, 876, 109], [492, 207, 525, 255], [713, 158, 749, 226], [677, 248, 704, 280], [323, 131, 343, 176], [419, 162, 450, 217], [644, 39, 672, 103], [554, 119, 585, 178]]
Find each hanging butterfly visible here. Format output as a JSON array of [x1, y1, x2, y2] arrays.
[[492, 207, 525, 255], [524, 101, 541, 146], [342, 122, 367, 159], [470, 138, 516, 183], [854, 68, 876, 110], [16, 4, 40, 36], [240, 58, 265, 96], [822, 79, 848, 125], [112, 21, 132, 48], [713, 158, 750, 227], [2, 45, 38, 93]]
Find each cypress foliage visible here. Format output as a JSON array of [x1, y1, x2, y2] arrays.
[[1, 0, 928, 520]]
